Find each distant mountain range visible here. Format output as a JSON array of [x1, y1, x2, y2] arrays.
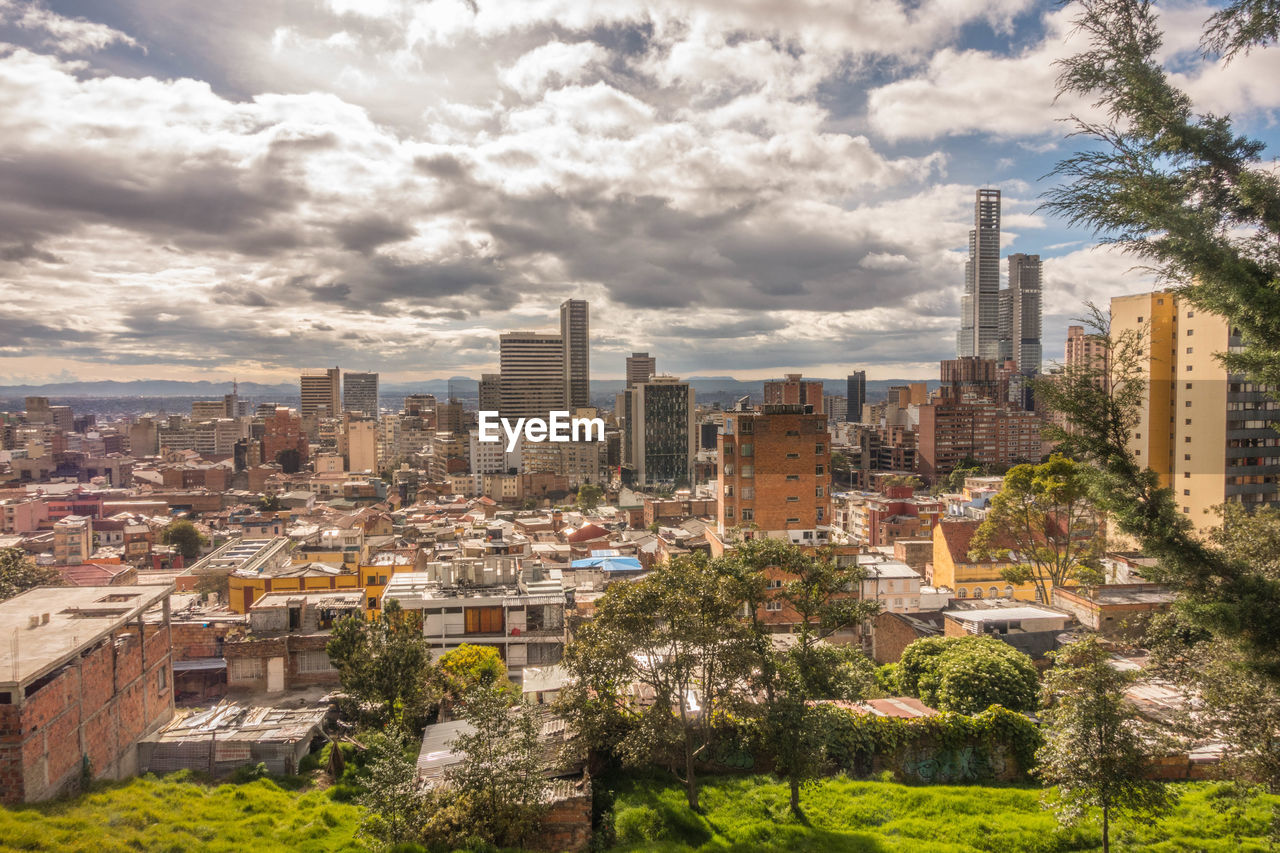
[[0, 377, 941, 412]]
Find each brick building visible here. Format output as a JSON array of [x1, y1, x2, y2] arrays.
[[0, 585, 174, 803], [717, 405, 831, 545], [762, 373, 825, 413], [916, 399, 1045, 480], [224, 590, 361, 693], [261, 407, 309, 469]]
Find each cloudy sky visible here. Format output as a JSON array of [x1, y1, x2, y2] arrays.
[[1, 0, 1278, 385]]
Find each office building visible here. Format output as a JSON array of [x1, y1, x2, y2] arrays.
[[846, 371, 866, 423], [343, 372, 379, 417], [626, 352, 657, 389], [500, 332, 566, 420], [824, 395, 848, 423], [300, 367, 340, 418], [958, 188, 1002, 359], [560, 299, 590, 410], [478, 373, 501, 412], [1004, 253, 1043, 375], [346, 416, 378, 473], [763, 373, 824, 413], [623, 375, 696, 487], [717, 405, 831, 544], [1112, 291, 1280, 533], [191, 400, 226, 421]]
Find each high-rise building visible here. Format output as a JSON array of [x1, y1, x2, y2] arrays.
[[561, 299, 590, 410], [478, 373, 501, 412], [846, 371, 866, 423], [623, 375, 695, 487], [1006, 253, 1043, 375], [717, 405, 831, 544], [343, 371, 379, 417], [191, 400, 226, 421], [916, 399, 1044, 479], [345, 416, 378, 473], [823, 395, 848, 423], [300, 367, 340, 418], [958, 188, 1002, 359], [1065, 325, 1109, 377], [1111, 292, 1280, 533], [763, 374, 824, 413], [500, 332, 566, 420], [626, 352, 657, 389]]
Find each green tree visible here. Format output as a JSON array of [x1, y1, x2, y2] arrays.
[[575, 482, 604, 512], [720, 539, 880, 814], [161, 519, 207, 560], [275, 448, 302, 474], [896, 635, 1039, 715], [942, 457, 983, 494], [969, 455, 1107, 605], [326, 600, 435, 729], [433, 643, 511, 704], [257, 493, 281, 512], [355, 726, 425, 848], [442, 683, 548, 848], [560, 553, 756, 810], [1037, 637, 1175, 853], [0, 547, 60, 601]]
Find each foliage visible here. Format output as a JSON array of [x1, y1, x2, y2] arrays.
[[0, 772, 362, 852], [1036, 637, 1175, 852], [431, 643, 511, 705], [576, 482, 604, 512], [161, 519, 207, 560], [275, 448, 302, 474], [969, 455, 1107, 604], [559, 552, 757, 810], [257, 493, 281, 512], [194, 570, 230, 601], [606, 774, 1280, 852], [353, 727, 425, 849], [325, 600, 435, 730], [941, 457, 983, 494], [0, 546, 60, 601], [895, 636, 1039, 715], [436, 683, 548, 849]]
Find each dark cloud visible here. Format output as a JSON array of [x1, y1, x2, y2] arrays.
[[333, 214, 414, 253]]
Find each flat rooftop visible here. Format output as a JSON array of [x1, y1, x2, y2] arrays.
[[945, 606, 1067, 623], [0, 584, 173, 690]]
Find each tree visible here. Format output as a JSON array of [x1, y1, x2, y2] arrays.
[[355, 726, 426, 848], [442, 683, 548, 848], [0, 547, 60, 601], [942, 457, 983, 494], [1047, 0, 1280, 393], [560, 553, 756, 810], [575, 482, 604, 512], [896, 635, 1039, 715], [718, 539, 880, 814], [326, 600, 435, 729], [1037, 307, 1280, 679], [1037, 637, 1174, 853], [969, 455, 1107, 605], [257, 493, 281, 512], [161, 519, 206, 560], [275, 448, 302, 474], [433, 643, 512, 706]]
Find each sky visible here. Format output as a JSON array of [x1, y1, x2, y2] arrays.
[[0, 0, 1278, 385]]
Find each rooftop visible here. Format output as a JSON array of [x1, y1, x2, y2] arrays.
[[0, 584, 173, 689], [944, 606, 1068, 623]]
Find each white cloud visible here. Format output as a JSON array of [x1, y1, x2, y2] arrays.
[[0, 0, 140, 53]]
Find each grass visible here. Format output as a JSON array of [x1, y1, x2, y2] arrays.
[[0, 770, 365, 853], [607, 773, 1280, 852]]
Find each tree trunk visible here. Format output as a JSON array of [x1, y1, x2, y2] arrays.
[[1102, 803, 1109, 853], [685, 734, 699, 811], [790, 776, 801, 815]]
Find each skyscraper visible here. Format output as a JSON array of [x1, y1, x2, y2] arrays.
[[500, 332, 566, 420], [560, 299, 590, 410], [624, 375, 695, 487], [478, 373, 501, 412], [1007, 253, 1043, 375], [958, 188, 1001, 359], [343, 371, 379, 417], [846, 371, 866, 423], [626, 352, 656, 389], [300, 367, 340, 418]]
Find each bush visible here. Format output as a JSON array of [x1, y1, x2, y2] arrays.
[[898, 635, 1039, 714], [615, 805, 666, 844]]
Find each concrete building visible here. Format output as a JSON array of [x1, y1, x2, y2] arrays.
[[52, 515, 92, 565], [300, 367, 340, 419], [763, 373, 824, 413], [623, 375, 696, 488], [717, 404, 831, 545], [500, 332, 566, 420], [191, 400, 226, 421], [1003, 253, 1043, 376], [1065, 324, 1109, 376], [1112, 291, 1280, 532], [0, 585, 174, 803], [823, 395, 848, 423], [626, 352, 656, 389], [958, 188, 1002, 359], [224, 590, 362, 693], [345, 416, 378, 474], [846, 371, 866, 423], [560, 299, 590, 411], [478, 373, 501, 412], [343, 371, 379, 417], [383, 560, 567, 681]]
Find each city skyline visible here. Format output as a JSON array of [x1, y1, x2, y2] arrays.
[[2, 2, 1279, 385]]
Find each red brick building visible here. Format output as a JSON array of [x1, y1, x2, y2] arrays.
[[0, 585, 174, 803], [916, 400, 1045, 480], [261, 407, 309, 468], [762, 374, 825, 414], [718, 405, 831, 545]]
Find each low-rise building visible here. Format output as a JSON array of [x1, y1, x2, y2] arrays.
[[224, 590, 362, 693]]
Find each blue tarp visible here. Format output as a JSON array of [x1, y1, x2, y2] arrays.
[[570, 556, 644, 572]]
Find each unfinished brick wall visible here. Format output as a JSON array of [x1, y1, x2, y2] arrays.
[[0, 620, 174, 804], [170, 620, 243, 661]]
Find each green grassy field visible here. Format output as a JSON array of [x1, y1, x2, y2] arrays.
[[0, 771, 364, 853], [608, 774, 1280, 852]]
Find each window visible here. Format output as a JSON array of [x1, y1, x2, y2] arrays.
[[1184, 489, 1191, 495], [973, 587, 984, 599], [1184, 471, 1191, 478], [1186, 383, 1193, 390], [740, 465, 753, 478], [158, 665, 168, 691], [724, 506, 734, 520], [1186, 436, 1192, 443], [786, 517, 800, 523], [368, 597, 379, 610], [1186, 400, 1192, 407], [786, 452, 800, 459], [768, 578, 783, 589], [1004, 585, 1014, 598], [989, 587, 999, 599], [1186, 347, 1194, 354], [297, 651, 336, 673], [957, 588, 967, 599], [740, 443, 754, 457], [741, 508, 754, 521], [465, 607, 504, 633], [378, 575, 388, 585], [1185, 454, 1191, 461], [739, 420, 753, 434], [1183, 506, 1190, 513], [815, 443, 825, 453], [1187, 311, 1195, 318], [367, 575, 376, 585], [229, 657, 264, 681], [786, 496, 799, 502], [815, 486, 824, 497], [1137, 316, 1144, 322], [765, 601, 782, 612], [1187, 365, 1194, 372], [786, 474, 799, 481], [528, 643, 563, 665], [815, 465, 825, 475], [1186, 419, 1192, 425]]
